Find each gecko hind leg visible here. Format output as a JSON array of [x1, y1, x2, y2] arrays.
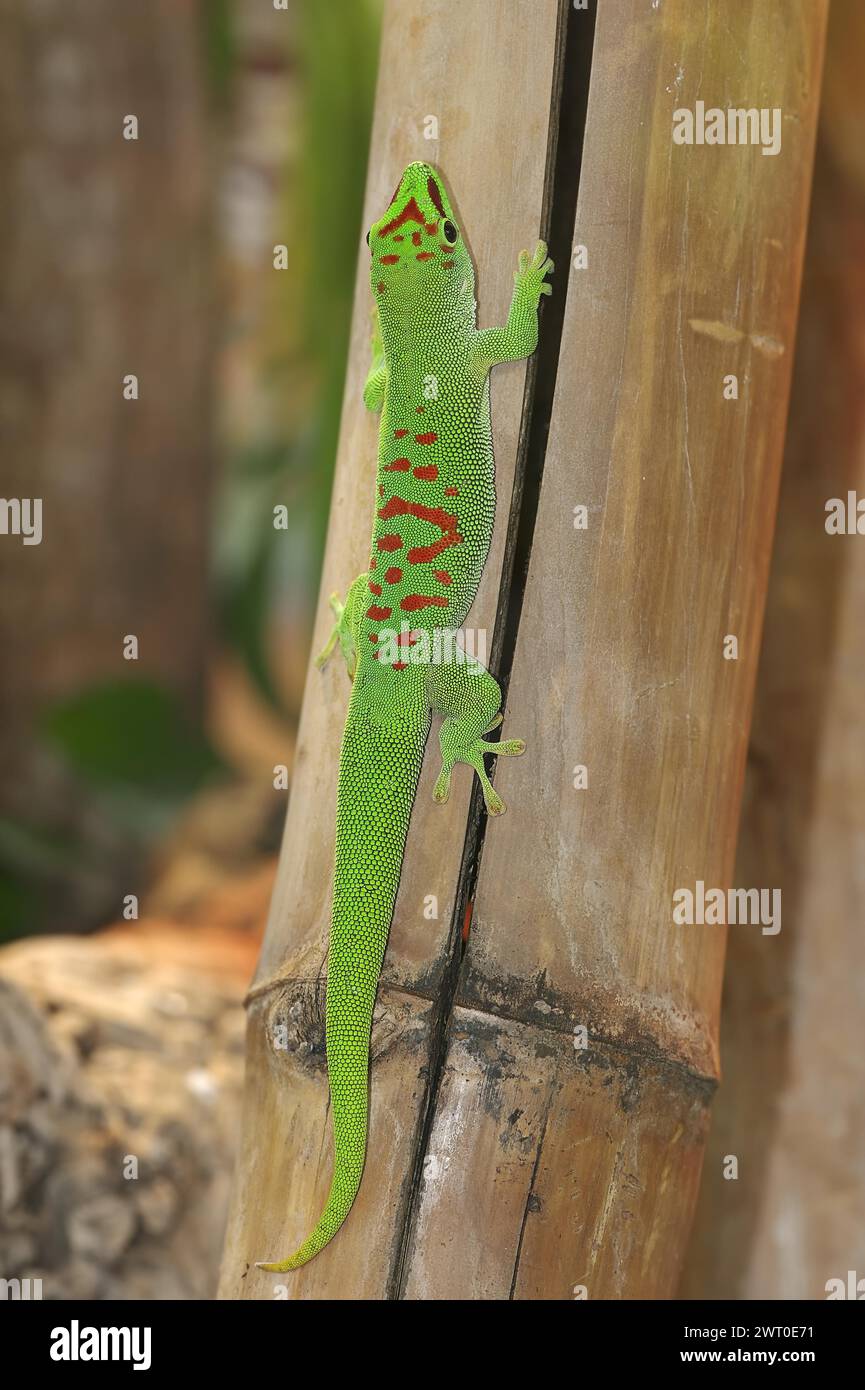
[[427, 658, 525, 816], [315, 574, 368, 679]]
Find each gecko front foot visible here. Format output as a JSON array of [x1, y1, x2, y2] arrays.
[[515, 239, 554, 299], [315, 574, 371, 679]]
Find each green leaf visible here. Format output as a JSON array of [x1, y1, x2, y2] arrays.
[[41, 681, 225, 801]]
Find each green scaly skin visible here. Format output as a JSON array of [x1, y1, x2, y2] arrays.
[[257, 162, 552, 1272]]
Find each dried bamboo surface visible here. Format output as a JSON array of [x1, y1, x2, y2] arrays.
[[681, 0, 865, 1301]]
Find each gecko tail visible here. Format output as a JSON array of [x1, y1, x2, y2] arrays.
[[257, 676, 430, 1274], [255, 1169, 360, 1271]]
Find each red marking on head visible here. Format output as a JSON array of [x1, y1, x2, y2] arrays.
[[380, 254, 400, 265], [394, 428, 408, 438], [397, 630, 420, 646], [369, 581, 382, 596], [367, 604, 392, 621], [425, 223, 438, 237], [401, 594, 449, 612], [444, 486, 458, 496], [411, 230, 422, 247], [415, 432, 437, 445], [414, 464, 438, 481], [384, 566, 402, 583], [416, 252, 434, 262], [384, 457, 411, 472], [442, 259, 454, 269], [392, 661, 408, 671], [378, 534, 403, 552], [393, 235, 405, 242], [427, 177, 446, 218], [379, 197, 425, 239], [433, 569, 452, 585]]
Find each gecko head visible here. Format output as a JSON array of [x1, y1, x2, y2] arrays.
[[366, 162, 474, 321]]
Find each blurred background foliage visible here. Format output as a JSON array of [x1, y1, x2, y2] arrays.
[[0, 0, 382, 940]]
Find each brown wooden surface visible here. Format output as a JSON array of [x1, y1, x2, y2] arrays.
[[220, 0, 828, 1299], [681, 0, 865, 1300], [219, 0, 561, 1300], [400, 0, 828, 1299]]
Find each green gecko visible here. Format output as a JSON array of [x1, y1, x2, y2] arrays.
[[257, 162, 552, 1272]]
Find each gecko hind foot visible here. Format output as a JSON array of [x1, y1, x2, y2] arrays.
[[432, 734, 526, 816]]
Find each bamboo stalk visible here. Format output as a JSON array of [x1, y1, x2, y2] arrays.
[[218, 0, 561, 1300], [219, 0, 827, 1300], [682, 0, 865, 1300], [400, 0, 828, 1299]]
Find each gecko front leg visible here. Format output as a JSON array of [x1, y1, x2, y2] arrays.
[[315, 573, 369, 679], [470, 240, 554, 372], [362, 305, 387, 412]]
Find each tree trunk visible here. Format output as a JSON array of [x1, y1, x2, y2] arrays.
[[0, 0, 216, 909]]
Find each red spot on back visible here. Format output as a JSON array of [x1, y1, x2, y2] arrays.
[[369, 633, 378, 641], [392, 661, 408, 671], [384, 457, 411, 472], [415, 432, 437, 445], [378, 534, 403, 552], [409, 532, 462, 564], [379, 485, 384, 496], [414, 464, 438, 481], [367, 604, 392, 621], [416, 406, 425, 414], [401, 594, 449, 612], [397, 630, 420, 646], [369, 558, 377, 569], [377, 282, 385, 294], [433, 570, 452, 585], [378, 496, 457, 532], [444, 486, 458, 496], [369, 581, 382, 596], [394, 428, 408, 438], [379, 197, 426, 239], [384, 566, 402, 583]]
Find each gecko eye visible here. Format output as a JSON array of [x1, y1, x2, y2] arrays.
[[365, 229, 371, 247], [443, 220, 458, 244]]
